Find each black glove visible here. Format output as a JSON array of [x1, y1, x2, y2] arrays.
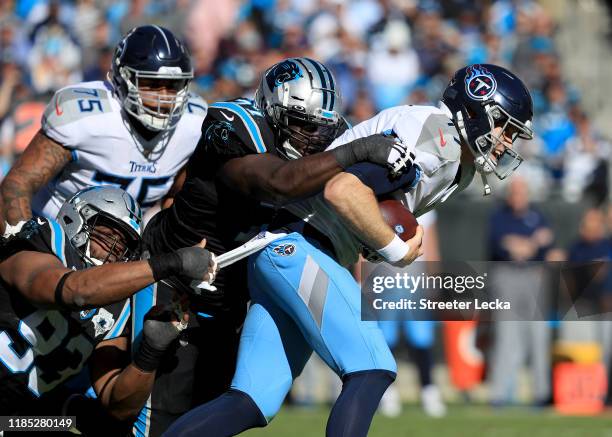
[[148, 246, 215, 282], [133, 306, 186, 372], [331, 133, 415, 177]]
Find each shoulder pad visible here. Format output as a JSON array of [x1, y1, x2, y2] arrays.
[[413, 114, 461, 162], [185, 92, 208, 117], [43, 83, 113, 129], [207, 99, 274, 154]]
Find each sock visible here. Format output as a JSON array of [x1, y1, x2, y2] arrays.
[[162, 389, 267, 437], [326, 370, 396, 437]]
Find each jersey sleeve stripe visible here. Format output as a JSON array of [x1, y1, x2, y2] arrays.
[[130, 284, 157, 352], [133, 396, 153, 437], [48, 218, 68, 267], [210, 102, 266, 153], [103, 300, 131, 340]]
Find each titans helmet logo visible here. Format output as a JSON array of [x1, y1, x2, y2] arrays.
[[465, 65, 497, 101], [266, 60, 303, 92]]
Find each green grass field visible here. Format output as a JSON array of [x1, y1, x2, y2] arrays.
[[244, 405, 612, 437]]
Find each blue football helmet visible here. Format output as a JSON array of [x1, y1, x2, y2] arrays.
[[442, 64, 533, 180], [110, 25, 193, 132]]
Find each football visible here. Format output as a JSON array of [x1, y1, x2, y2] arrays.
[[378, 199, 418, 241]]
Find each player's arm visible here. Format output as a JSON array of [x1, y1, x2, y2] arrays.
[[324, 171, 424, 266], [161, 165, 187, 209], [0, 241, 215, 309], [90, 307, 186, 421], [219, 133, 411, 206], [0, 130, 72, 231]]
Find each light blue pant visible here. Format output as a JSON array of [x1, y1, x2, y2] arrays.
[[230, 233, 396, 420]]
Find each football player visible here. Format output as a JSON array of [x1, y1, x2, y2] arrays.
[[139, 57, 414, 435], [0, 25, 207, 234], [0, 186, 215, 430], [164, 64, 534, 437]]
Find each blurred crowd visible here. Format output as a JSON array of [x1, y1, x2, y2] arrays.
[[0, 0, 610, 204], [1, 0, 612, 413]]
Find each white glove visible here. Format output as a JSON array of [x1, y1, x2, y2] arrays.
[[387, 141, 416, 178]]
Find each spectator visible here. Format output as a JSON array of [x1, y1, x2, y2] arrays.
[[563, 112, 610, 204], [27, 1, 82, 93], [366, 19, 420, 110], [487, 176, 554, 406]]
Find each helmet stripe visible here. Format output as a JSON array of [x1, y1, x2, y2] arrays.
[[325, 66, 336, 111], [152, 25, 171, 53], [295, 58, 314, 82], [304, 58, 328, 110]]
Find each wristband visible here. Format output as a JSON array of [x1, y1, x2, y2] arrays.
[[54, 270, 75, 309], [377, 235, 410, 263], [148, 252, 182, 282], [133, 338, 166, 372]]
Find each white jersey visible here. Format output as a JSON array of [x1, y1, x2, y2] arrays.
[[284, 103, 475, 266], [32, 81, 207, 218]]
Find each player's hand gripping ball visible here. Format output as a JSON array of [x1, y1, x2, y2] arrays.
[[362, 199, 419, 263], [378, 199, 418, 240]]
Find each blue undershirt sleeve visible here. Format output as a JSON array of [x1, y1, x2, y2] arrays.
[[345, 162, 419, 196]]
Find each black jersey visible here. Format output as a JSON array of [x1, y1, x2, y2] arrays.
[[144, 98, 278, 255], [0, 218, 130, 415], [136, 98, 273, 435], [142, 98, 279, 319]]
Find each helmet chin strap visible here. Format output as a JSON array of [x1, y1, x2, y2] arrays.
[[455, 111, 492, 196], [474, 156, 493, 196], [281, 139, 303, 160], [85, 241, 104, 266], [479, 171, 492, 196]]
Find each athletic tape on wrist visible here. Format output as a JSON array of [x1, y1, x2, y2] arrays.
[[376, 234, 410, 263]]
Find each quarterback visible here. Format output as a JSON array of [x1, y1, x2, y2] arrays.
[[165, 64, 534, 437]]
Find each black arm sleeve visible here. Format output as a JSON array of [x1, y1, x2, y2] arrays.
[[345, 162, 419, 196]]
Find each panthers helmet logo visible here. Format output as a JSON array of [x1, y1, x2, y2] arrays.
[[266, 60, 303, 92]]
